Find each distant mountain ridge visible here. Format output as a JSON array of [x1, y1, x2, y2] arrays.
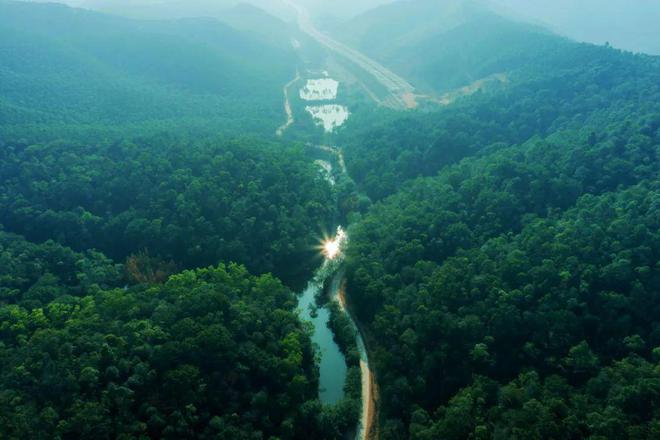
[[487, 0, 660, 55], [74, 0, 295, 46], [332, 0, 568, 93], [0, 0, 295, 134]]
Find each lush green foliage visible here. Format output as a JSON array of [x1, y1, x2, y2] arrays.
[[349, 182, 659, 438], [0, 231, 362, 439], [3, 0, 660, 438], [341, 23, 660, 438], [341, 43, 660, 200], [0, 136, 335, 286], [344, 56, 660, 437], [0, 228, 123, 309], [348, 118, 658, 307], [0, 262, 325, 439], [0, 2, 360, 439]]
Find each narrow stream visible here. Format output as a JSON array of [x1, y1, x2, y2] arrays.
[[296, 226, 349, 404]]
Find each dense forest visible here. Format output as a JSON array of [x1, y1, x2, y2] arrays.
[[0, 229, 362, 439], [347, 180, 659, 438], [341, 18, 660, 438], [339, 43, 660, 200], [0, 2, 359, 439], [0, 136, 336, 286], [0, 237, 332, 438], [2, 0, 660, 438]]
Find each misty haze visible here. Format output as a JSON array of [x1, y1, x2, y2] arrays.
[[0, 0, 659, 439]]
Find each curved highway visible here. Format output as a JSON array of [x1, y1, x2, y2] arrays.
[[282, 0, 415, 109]]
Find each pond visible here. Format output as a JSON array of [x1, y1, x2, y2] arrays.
[[300, 78, 339, 101], [305, 104, 350, 133]]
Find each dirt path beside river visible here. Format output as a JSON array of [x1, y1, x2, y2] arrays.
[[336, 278, 379, 440]]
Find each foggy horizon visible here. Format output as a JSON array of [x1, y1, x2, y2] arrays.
[[13, 0, 660, 55]]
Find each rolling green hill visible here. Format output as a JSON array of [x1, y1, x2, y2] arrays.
[[333, 0, 566, 93], [339, 40, 660, 200], [218, 3, 294, 46], [335, 3, 660, 437], [0, 229, 325, 439], [335, 0, 484, 54], [343, 50, 660, 435], [0, 0, 295, 136]]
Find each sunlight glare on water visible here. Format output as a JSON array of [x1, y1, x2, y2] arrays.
[[322, 226, 347, 260], [324, 239, 340, 259]]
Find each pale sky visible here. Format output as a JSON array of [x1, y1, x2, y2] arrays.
[[488, 0, 660, 54]]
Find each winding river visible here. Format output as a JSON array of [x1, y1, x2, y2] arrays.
[[297, 274, 348, 404], [282, 63, 376, 438], [296, 208, 376, 440]]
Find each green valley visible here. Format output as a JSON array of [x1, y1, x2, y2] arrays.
[[1, 0, 659, 439]]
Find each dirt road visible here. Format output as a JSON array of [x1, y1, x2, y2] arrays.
[[334, 274, 379, 440], [276, 71, 300, 136]]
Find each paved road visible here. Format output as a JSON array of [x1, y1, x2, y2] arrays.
[[282, 0, 415, 109]]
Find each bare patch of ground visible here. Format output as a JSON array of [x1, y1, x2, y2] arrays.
[[418, 73, 508, 106], [402, 92, 418, 109]]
